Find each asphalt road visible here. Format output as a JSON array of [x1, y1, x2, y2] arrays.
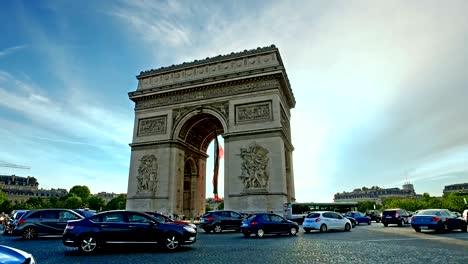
[[1, 223, 467, 264]]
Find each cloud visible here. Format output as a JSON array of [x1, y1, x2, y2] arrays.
[[0, 45, 26, 57]]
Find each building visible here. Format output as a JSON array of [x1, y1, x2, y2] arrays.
[[96, 192, 119, 203], [334, 184, 418, 205], [443, 183, 468, 195], [0, 174, 68, 202]]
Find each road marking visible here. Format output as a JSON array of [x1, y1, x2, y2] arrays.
[[357, 237, 452, 242]]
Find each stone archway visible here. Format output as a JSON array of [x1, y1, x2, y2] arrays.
[[126, 45, 296, 217]]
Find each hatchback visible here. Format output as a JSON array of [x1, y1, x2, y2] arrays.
[[303, 211, 352, 233], [381, 209, 410, 227], [62, 210, 197, 253], [240, 213, 299, 238], [12, 209, 83, 239]]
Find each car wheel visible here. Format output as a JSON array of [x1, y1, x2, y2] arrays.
[[22, 227, 37, 240], [289, 227, 298, 236], [242, 232, 250, 237], [414, 228, 421, 233], [351, 221, 355, 228], [398, 219, 403, 227], [345, 223, 351, 232], [79, 235, 99, 254], [461, 224, 467, 232], [368, 220, 371, 225], [213, 224, 222, 233], [256, 229, 265, 238], [320, 224, 328, 233], [355, 221, 359, 226], [383, 223, 388, 227], [164, 233, 180, 251], [304, 228, 310, 233]]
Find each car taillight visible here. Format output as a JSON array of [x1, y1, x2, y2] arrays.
[[431, 217, 440, 222], [65, 223, 75, 231], [250, 221, 258, 226], [410, 217, 414, 222], [17, 219, 25, 226], [206, 217, 214, 221], [395, 213, 399, 217], [315, 218, 321, 222]]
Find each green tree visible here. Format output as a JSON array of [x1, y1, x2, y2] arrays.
[[87, 195, 106, 211], [357, 201, 378, 212], [64, 194, 83, 209], [217, 201, 224, 210], [69, 185, 91, 204], [105, 194, 126, 210]]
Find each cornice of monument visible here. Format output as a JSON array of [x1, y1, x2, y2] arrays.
[[132, 45, 296, 108]]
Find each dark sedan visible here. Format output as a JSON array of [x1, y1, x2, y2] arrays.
[[240, 213, 299, 238], [410, 209, 467, 233], [63, 210, 197, 253]]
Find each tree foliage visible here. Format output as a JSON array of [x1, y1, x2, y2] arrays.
[[382, 192, 468, 213], [105, 194, 126, 210], [87, 195, 106, 211], [69, 185, 91, 204]]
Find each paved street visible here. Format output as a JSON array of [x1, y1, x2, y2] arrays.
[[1, 223, 467, 263]]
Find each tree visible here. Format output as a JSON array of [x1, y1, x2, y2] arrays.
[[105, 194, 126, 210], [88, 195, 106, 211], [217, 201, 224, 210], [357, 201, 378, 212], [64, 194, 83, 209], [69, 185, 91, 204]]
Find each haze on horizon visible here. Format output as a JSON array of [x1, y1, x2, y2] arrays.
[[1, 0, 467, 202]]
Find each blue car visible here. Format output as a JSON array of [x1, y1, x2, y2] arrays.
[[345, 212, 371, 225], [241, 213, 299, 238], [0, 245, 36, 264], [410, 209, 468, 233]]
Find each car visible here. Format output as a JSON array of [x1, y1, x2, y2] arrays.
[[62, 210, 197, 253], [240, 212, 299, 238], [0, 214, 5, 225], [3, 210, 29, 235], [302, 211, 352, 233], [199, 210, 244, 233], [0, 245, 36, 264], [345, 216, 357, 227], [72, 208, 97, 218], [381, 209, 410, 227], [345, 212, 371, 225], [12, 209, 83, 239], [410, 209, 468, 232], [365, 210, 382, 223], [145, 212, 197, 231]]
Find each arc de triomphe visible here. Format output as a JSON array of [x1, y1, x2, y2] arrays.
[[126, 45, 295, 218]]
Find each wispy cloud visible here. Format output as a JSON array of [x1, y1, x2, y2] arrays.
[[0, 44, 26, 57]]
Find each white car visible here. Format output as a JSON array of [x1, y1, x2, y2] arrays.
[[302, 211, 352, 233], [463, 209, 468, 222]]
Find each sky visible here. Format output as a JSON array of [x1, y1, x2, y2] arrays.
[[1, 0, 467, 202]]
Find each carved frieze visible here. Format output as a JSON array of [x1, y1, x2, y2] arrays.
[[235, 101, 272, 124], [172, 102, 229, 129], [136, 79, 279, 110], [136, 155, 158, 195], [280, 107, 291, 140], [137, 53, 279, 91], [138, 116, 167, 136], [238, 143, 270, 191]]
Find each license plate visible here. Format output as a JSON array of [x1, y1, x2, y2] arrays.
[[386, 216, 392, 218], [200, 219, 205, 223], [241, 224, 248, 227], [420, 226, 428, 230]]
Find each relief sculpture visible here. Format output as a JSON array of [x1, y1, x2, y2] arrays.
[[138, 116, 167, 136], [236, 101, 271, 124], [136, 155, 158, 194], [238, 143, 269, 190]]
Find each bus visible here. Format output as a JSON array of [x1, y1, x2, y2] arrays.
[[283, 202, 358, 223]]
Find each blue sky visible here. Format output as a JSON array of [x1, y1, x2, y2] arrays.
[[1, 0, 467, 202]]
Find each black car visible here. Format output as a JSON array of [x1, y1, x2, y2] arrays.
[[12, 209, 83, 239], [366, 210, 382, 223], [381, 209, 410, 227], [199, 210, 244, 233], [345, 216, 357, 227], [240, 213, 299, 238], [62, 210, 197, 253]]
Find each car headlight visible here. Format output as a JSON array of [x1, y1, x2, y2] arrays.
[[188, 223, 197, 229], [183, 226, 196, 233]]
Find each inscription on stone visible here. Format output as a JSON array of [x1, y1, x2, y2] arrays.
[[137, 155, 158, 195], [238, 143, 270, 191], [138, 115, 167, 136], [236, 101, 272, 124]]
